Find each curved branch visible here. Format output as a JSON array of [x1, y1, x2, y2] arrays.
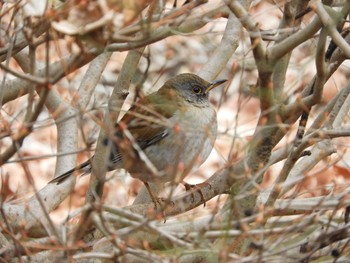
[[199, 13, 240, 80], [225, 0, 266, 64], [270, 16, 323, 62], [314, 2, 350, 58]]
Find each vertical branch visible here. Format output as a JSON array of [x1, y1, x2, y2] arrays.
[[85, 0, 167, 205], [225, 0, 266, 64], [85, 49, 145, 202], [265, 27, 328, 206], [52, 52, 112, 184], [272, 0, 308, 100], [313, 2, 350, 58], [199, 13, 240, 80]]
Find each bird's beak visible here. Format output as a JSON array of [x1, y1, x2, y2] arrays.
[[206, 79, 227, 92]]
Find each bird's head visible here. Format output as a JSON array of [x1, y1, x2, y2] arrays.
[[161, 73, 227, 106]]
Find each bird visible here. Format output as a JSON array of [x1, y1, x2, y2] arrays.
[[49, 73, 227, 205]]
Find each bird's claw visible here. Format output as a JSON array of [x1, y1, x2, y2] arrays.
[[183, 182, 210, 207]]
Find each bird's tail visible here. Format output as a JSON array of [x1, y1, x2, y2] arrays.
[[49, 159, 92, 184]]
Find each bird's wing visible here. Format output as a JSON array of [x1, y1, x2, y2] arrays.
[[50, 90, 178, 184], [106, 92, 177, 169], [111, 93, 177, 173], [118, 92, 177, 149]]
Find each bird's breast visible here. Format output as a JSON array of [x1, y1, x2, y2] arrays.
[[141, 104, 217, 182]]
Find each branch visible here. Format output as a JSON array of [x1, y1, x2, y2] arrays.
[[225, 0, 266, 64], [270, 16, 323, 62], [1, 52, 97, 105], [199, 13, 240, 80], [314, 2, 350, 59]]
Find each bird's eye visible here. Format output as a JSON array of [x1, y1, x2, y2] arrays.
[[192, 86, 202, 94]]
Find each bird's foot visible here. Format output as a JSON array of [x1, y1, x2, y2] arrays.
[[152, 197, 174, 209], [144, 182, 174, 210], [183, 181, 210, 207]]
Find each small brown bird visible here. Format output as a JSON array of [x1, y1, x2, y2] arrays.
[[50, 73, 226, 204]]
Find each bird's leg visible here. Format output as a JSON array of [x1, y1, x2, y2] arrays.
[[182, 181, 210, 207], [143, 182, 174, 212], [144, 182, 164, 209]]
